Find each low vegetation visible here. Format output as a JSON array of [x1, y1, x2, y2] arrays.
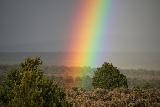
[[0, 57, 160, 107], [66, 87, 160, 107]]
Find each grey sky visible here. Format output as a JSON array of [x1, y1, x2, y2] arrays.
[[0, 0, 160, 52]]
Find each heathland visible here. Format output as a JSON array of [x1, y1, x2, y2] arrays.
[[0, 57, 160, 107]]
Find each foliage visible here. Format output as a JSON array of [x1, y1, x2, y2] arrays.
[[1, 65, 160, 89], [0, 57, 71, 107], [74, 76, 92, 89], [92, 62, 128, 89], [66, 88, 160, 107]]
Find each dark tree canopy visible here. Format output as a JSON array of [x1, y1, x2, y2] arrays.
[[0, 57, 71, 107], [92, 62, 128, 90]]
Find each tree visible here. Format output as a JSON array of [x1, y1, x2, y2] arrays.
[[0, 57, 71, 107], [92, 62, 128, 90]]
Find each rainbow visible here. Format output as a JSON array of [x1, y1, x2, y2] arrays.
[[67, 0, 112, 78]]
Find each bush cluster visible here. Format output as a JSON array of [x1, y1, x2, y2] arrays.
[[0, 57, 71, 107], [66, 88, 160, 107], [92, 62, 128, 89]]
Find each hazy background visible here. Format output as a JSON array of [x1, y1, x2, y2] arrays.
[[0, 0, 160, 70]]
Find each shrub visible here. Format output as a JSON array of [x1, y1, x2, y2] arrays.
[[92, 62, 128, 89], [66, 88, 160, 107], [0, 57, 71, 107]]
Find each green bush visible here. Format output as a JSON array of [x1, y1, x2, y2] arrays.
[[92, 62, 128, 90], [0, 57, 71, 107]]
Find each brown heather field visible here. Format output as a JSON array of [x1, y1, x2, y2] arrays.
[[66, 88, 160, 107], [1, 65, 160, 107]]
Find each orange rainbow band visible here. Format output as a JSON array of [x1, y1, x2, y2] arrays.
[[67, 0, 112, 78]]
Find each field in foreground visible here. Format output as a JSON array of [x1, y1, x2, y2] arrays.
[[0, 58, 160, 107], [66, 88, 160, 107]]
